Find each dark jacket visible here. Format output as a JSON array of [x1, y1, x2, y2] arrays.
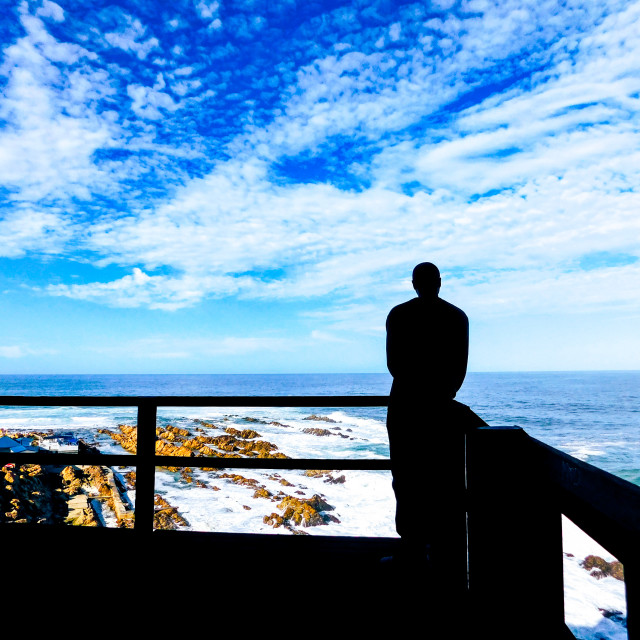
[[386, 296, 469, 400]]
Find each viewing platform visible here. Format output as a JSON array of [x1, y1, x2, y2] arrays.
[[0, 395, 638, 638]]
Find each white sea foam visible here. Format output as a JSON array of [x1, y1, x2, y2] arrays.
[[562, 516, 627, 639], [569, 446, 608, 460]]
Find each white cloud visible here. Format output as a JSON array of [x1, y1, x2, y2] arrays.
[[194, 0, 222, 29], [236, 1, 615, 161], [90, 334, 296, 359], [46, 268, 252, 310], [3, 0, 640, 341], [0, 346, 24, 358], [450, 263, 640, 318], [195, 0, 220, 19], [0, 208, 71, 257], [17, 8, 91, 64], [36, 1, 64, 22], [0, 7, 120, 203], [309, 330, 348, 343], [0, 344, 58, 358], [127, 81, 179, 119], [104, 16, 159, 60]]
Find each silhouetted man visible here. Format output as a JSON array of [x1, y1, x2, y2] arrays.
[[386, 262, 482, 570]]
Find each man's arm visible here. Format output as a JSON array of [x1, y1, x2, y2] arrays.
[[385, 310, 399, 378], [451, 310, 469, 394]]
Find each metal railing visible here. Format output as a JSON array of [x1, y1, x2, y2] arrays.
[[1, 396, 639, 637], [0, 395, 391, 535]]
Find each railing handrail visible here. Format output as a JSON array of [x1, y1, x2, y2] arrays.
[[0, 395, 390, 407], [524, 432, 640, 559], [0, 395, 392, 465]]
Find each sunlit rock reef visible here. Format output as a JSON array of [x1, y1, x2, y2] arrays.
[[98, 418, 342, 534], [0, 416, 350, 534], [1, 456, 134, 528]]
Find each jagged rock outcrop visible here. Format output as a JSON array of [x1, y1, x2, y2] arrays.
[[99, 419, 311, 531], [1, 463, 68, 524], [154, 494, 189, 530], [61, 465, 84, 495], [225, 427, 261, 439], [263, 493, 337, 530], [302, 428, 333, 436], [253, 487, 273, 499], [85, 465, 113, 498], [124, 470, 136, 487], [581, 555, 624, 581], [303, 415, 337, 423], [98, 424, 137, 453], [194, 419, 220, 429], [102, 422, 288, 461], [155, 439, 194, 458], [220, 473, 261, 488], [303, 469, 346, 484], [1, 454, 137, 528], [304, 469, 333, 477], [165, 425, 190, 437]]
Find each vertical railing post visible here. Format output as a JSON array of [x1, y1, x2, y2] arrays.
[[626, 552, 640, 639], [467, 427, 565, 636], [134, 401, 157, 536], [445, 427, 469, 602]]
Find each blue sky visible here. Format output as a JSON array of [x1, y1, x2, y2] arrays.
[[1, 0, 639, 374]]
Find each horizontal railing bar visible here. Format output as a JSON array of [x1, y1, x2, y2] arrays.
[[0, 395, 389, 407], [153, 456, 391, 470], [524, 433, 640, 560], [0, 453, 135, 466], [0, 453, 390, 471]]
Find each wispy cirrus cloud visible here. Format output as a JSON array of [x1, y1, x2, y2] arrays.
[[0, 344, 58, 358], [0, 208, 72, 257], [46, 267, 252, 310]]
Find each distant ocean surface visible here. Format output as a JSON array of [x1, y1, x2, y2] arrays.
[[0, 371, 638, 487]]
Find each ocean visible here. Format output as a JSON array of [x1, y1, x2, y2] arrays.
[[0, 371, 637, 639], [1, 371, 638, 484]]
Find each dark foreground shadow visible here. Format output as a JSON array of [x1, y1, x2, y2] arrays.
[[3, 523, 467, 635]]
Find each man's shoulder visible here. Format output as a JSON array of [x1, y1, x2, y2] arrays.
[[437, 297, 468, 322], [388, 298, 419, 314], [386, 297, 421, 323], [388, 296, 467, 318]]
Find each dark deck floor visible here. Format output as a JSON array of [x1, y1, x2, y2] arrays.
[[3, 524, 473, 635]]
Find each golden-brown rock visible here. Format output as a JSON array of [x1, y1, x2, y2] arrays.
[[264, 493, 336, 529], [153, 494, 189, 530], [225, 427, 261, 439]]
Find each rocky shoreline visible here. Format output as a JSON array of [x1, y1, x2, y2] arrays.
[[97, 416, 344, 533], [0, 414, 348, 534], [1, 456, 134, 528]]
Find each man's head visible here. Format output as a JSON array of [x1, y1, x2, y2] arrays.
[[412, 262, 441, 298]]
